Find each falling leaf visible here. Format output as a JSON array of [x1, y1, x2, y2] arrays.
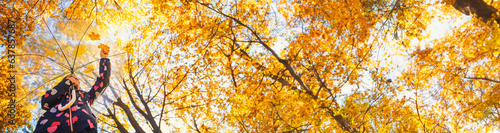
[[72, 45, 87, 58], [98, 43, 110, 52], [46, 49, 57, 57], [88, 32, 100, 40], [83, 64, 95, 74]]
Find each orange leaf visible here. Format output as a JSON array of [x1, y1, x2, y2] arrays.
[[88, 32, 100, 40], [98, 43, 110, 52]]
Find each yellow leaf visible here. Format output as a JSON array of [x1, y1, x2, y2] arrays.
[[73, 45, 87, 58], [46, 49, 57, 57], [83, 63, 95, 74], [494, 51, 500, 56]]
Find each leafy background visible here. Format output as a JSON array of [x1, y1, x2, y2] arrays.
[[1, 0, 500, 132]]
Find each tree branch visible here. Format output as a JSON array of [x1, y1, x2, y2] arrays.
[[196, 1, 316, 99], [452, 0, 500, 23], [114, 98, 146, 133], [465, 76, 500, 83], [128, 68, 160, 132], [106, 106, 128, 133]]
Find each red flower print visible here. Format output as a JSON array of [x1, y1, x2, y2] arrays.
[[88, 119, 94, 129], [47, 122, 60, 133], [56, 112, 63, 117], [66, 116, 78, 126], [51, 122, 60, 126]]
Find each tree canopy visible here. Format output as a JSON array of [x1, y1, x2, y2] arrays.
[[1, 0, 500, 132]]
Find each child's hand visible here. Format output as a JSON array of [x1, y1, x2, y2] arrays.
[[99, 44, 110, 58], [100, 49, 109, 58]]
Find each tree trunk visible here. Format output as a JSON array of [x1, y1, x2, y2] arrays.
[[452, 0, 500, 23]]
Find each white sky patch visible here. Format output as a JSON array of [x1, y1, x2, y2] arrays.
[[398, 15, 470, 100], [425, 13, 470, 41], [271, 36, 288, 54]]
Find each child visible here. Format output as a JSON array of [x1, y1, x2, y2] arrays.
[[34, 47, 111, 133]]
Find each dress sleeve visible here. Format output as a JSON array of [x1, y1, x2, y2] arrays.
[[41, 79, 72, 110], [89, 58, 111, 106]]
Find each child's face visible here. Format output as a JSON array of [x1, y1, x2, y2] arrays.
[[64, 75, 80, 88]]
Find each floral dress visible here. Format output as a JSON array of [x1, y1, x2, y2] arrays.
[[34, 58, 111, 133]]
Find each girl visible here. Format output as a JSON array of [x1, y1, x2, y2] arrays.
[[34, 47, 111, 133]]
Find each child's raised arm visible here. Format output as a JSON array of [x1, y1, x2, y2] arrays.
[[89, 47, 111, 106]]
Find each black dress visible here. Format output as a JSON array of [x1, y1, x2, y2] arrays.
[[34, 58, 111, 133]]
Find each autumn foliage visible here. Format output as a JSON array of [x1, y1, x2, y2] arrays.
[[1, 0, 500, 132]]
